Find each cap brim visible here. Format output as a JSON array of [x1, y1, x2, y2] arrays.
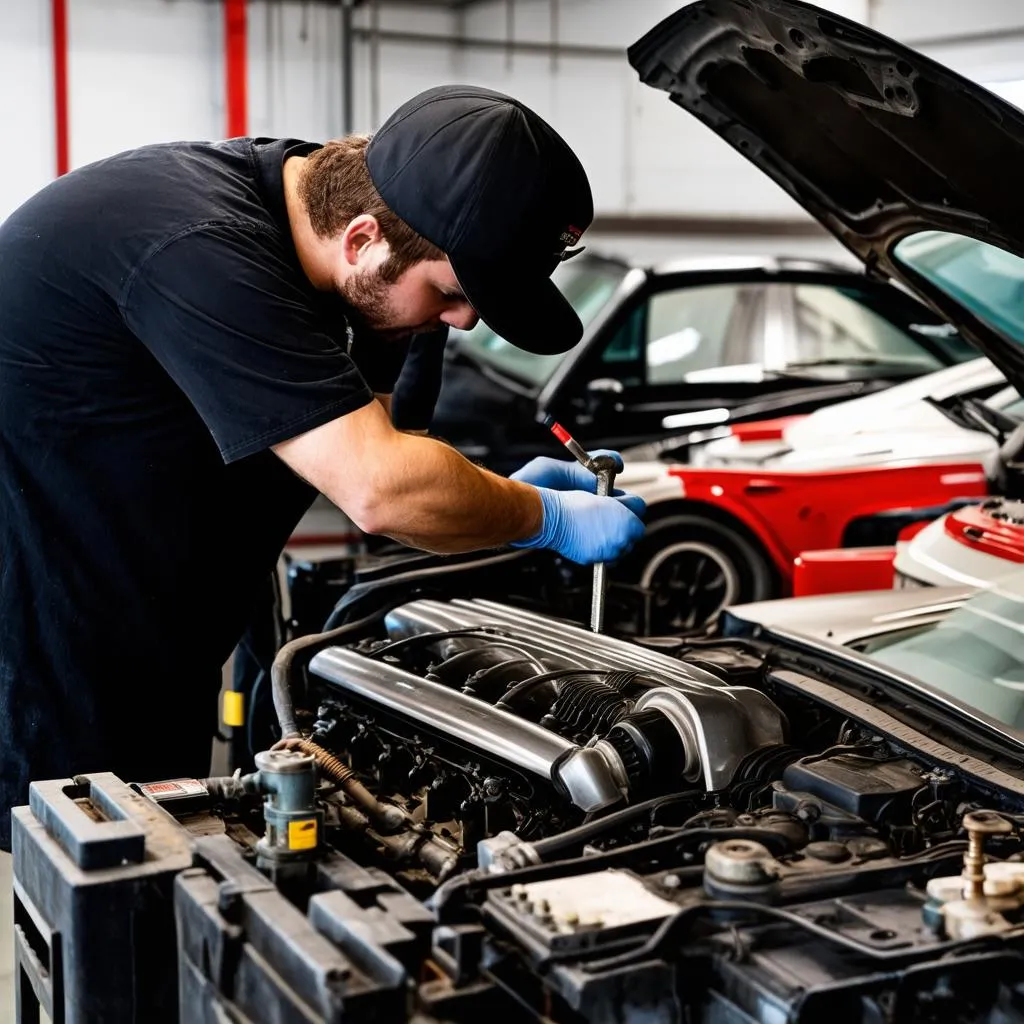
[[451, 258, 583, 355]]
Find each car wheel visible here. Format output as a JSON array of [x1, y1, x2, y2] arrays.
[[617, 514, 776, 633]]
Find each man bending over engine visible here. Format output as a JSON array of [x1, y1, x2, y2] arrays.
[[0, 86, 645, 848]]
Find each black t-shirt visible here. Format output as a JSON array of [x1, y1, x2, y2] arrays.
[[0, 138, 409, 847]]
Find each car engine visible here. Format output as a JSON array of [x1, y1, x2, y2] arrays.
[[14, 596, 1024, 1023]]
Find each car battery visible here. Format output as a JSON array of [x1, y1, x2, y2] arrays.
[[13, 770, 435, 1023], [175, 834, 432, 1023], [11, 772, 193, 1023]]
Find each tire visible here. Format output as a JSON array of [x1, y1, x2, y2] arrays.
[[615, 513, 777, 634]]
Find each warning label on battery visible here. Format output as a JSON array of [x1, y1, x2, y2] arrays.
[[288, 819, 318, 851], [139, 779, 208, 799]]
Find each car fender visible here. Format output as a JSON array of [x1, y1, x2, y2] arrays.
[[667, 461, 990, 585], [617, 460, 693, 507]]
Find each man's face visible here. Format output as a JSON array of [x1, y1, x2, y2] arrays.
[[340, 251, 479, 341]]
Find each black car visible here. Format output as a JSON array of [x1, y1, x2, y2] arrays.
[[427, 251, 976, 473]]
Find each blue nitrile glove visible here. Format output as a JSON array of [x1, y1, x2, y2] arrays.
[[511, 450, 630, 496], [510, 486, 647, 565]]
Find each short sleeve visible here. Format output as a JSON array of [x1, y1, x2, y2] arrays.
[[122, 221, 373, 463], [392, 328, 449, 431]]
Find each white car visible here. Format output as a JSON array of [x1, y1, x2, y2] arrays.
[[632, 355, 1015, 474]]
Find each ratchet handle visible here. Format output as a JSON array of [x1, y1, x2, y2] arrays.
[[590, 456, 618, 633]]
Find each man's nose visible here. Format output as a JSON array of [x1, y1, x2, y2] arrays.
[[442, 304, 479, 332]]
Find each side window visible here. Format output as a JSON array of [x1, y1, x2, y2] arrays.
[[594, 305, 645, 388], [786, 285, 943, 368], [641, 283, 765, 385]]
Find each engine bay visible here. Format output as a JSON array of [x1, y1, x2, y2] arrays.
[[18, 595, 1024, 1023]]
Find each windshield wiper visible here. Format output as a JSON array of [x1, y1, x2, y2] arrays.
[[782, 357, 928, 370]]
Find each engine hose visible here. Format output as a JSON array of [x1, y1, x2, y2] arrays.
[[430, 825, 796, 918], [582, 897, 1024, 974], [494, 669, 618, 714], [528, 790, 703, 860], [275, 736, 404, 829], [368, 627, 547, 677], [496, 668, 659, 716], [270, 606, 386, 739], [545, 677, 635, 735]]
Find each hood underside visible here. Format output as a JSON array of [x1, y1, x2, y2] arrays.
[[628, 0, 1024, 389]]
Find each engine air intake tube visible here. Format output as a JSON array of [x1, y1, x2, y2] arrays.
[[605, 708, 689, 797], [309, 646, 627, 813]]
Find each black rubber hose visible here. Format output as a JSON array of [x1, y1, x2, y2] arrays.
[[529, 790, 702, 860], [582, 897, 1024, 974], [431, 825, 795, 917], [271, 607, 385, 738], [368, 627, 548, 676], [367, 626, 504, 657], [494, 669, 610, 713]]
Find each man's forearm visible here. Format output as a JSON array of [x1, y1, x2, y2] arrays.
[[273, 402, 542, 554], [355, 432, 542, 552]]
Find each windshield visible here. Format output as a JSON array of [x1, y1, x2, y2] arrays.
[[861, 572, 1024, 733], [894, 231, 1024, 345], [449, 258, 627, 387]]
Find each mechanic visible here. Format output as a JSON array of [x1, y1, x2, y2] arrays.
[[0, 85, 646, 849]]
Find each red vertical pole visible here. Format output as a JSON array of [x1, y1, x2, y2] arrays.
[[225, 0, 248, 138], [52, 0, 69, 176]]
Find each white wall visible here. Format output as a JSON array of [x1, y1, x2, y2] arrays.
[[68, 0, 222, 167], [0, 1, 54, 221], [0, 0, 222, 222], [247, 0, 457, 140], [2, 0, 1024, 236]]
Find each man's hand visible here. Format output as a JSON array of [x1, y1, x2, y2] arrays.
[[511, 449, 624, 493], [511, 487, 646, 564]]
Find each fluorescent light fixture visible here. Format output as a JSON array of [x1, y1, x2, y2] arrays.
[[662, 407, 730, 429]]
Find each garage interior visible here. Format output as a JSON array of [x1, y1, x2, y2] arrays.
[[4, 1, 1024, 1021]]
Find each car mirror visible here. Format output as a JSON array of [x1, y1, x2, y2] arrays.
[[581, 378, 625, 418]]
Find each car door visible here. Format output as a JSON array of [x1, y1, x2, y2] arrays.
[[547, 273, 974, 452], [547, 277, 773, 450]]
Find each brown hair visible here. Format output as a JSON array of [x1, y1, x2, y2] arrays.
[[297, 134, 444, 283]]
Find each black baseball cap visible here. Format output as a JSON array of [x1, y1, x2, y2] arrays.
[[365, 85, 594, 355]]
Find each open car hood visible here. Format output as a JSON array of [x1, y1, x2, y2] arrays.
[[628, 0, 1024, 393]]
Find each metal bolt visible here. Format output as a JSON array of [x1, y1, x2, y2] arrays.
[[962, 811, 1012, 900]]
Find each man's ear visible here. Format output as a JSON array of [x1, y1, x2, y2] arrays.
[[340, 214, 383, 266]]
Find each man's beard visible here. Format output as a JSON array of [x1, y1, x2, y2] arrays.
[[340, 268, 431, 341]]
